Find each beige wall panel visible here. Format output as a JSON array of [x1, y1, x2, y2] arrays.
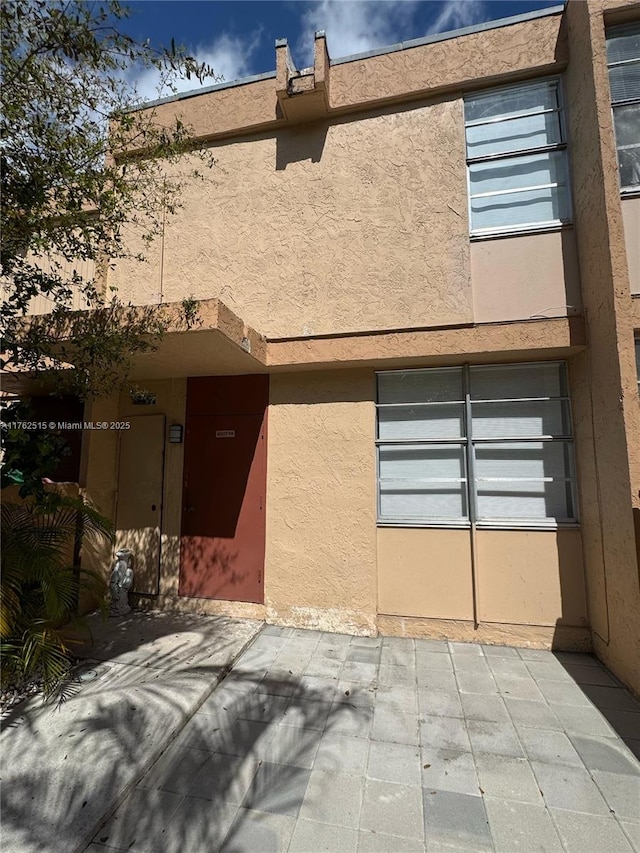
[[110, 100, 472, 338], [471, 230, 582, 323], [265, 370, 377, 634], [377, 528, 474, 620], [622, 197, 640, 296], [476, 529, 588, 628]]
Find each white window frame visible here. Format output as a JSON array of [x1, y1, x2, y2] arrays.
[[464, 77, 573, 238], [606, 22, 640, 196], [376, 361, 579, 531]]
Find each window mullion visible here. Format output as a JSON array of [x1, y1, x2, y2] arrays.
[[463, 365, 477, 524], [467, 142, 566, 166]]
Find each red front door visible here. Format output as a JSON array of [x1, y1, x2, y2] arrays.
[[179, 376, 268, 603]]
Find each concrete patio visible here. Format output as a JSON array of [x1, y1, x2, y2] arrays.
[[85, 627, 640, 853], [0, 611, 262, 853]]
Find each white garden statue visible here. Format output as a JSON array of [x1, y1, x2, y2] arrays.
[[109, 548, 134, 616]]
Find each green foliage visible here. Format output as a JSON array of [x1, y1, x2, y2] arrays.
[[0, 400, 70, 499], [0, 494, 113, 699], [1, 0, 213, 398]]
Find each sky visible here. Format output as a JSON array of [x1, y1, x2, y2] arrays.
[[120, 0, 563, 102]]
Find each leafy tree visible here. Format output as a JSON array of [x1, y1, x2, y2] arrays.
[[1, 0, 212, 698], [1, 0, 211, 398], [1, 495, 113, 699], [0, 400, 70, 499]]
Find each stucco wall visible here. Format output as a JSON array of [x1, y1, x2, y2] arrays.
[[622, 196, 640, 296], [564, 0, 640, 694], [110, 98, 472, 338], [471, 230, 582, 323], [264, 369, 377, 634], [329, 13, 566, 109]]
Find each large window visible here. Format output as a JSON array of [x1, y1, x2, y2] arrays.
[[376, 362, 577, 528], [607, 22, 640, 192], [464, 79, 572, 236]]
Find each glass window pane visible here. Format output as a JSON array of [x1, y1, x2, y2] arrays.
[[476, 479, 573, 520], [379, 444, 465, 480], [471, 185, 569, 230], [608, 61, 640, 103], [613, 102, 640, 146], [465, 81, 558, 123], [474, 441, 573, 481], [606, 23, 640, 65], [466, 111, 561, 158], [613, 104, 640, 188], [378, 369, 463, 404], [378, 404, 464, 440], [469, 151, 566, 195], [471, 400, 571, 438], [470, 363, 564, 400], [380, 481, 468, 521]]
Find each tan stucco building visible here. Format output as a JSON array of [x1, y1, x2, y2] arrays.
[[18, 0, 640, 694]]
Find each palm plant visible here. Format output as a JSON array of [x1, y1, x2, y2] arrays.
[[1, 493, 113, 698]]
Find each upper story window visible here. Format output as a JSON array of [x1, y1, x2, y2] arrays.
[[464, 79, 572, 237], [376, 362, 578, 529], [606, 22, 640, 193]]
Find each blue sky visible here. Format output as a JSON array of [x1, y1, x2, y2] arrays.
[[121, 0, 562, 100]]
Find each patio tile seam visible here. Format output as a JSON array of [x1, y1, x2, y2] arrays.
[[77, 623, 265, 853]]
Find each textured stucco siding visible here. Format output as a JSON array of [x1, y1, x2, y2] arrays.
[[330, 14, 566, 108], [564, 0, 640, 695], [264, 370, 377, 634], [109, 99, 472, 338]]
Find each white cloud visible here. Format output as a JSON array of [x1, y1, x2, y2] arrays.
[[425, 0, 489, 36], [128, 29, 262, 104], [297, 0, 419, 66]]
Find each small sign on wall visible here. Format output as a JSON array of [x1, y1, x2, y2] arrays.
[[215, 430, 235, 438]]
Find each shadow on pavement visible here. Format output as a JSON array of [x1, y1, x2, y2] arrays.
[[553, 651, 640, 760]]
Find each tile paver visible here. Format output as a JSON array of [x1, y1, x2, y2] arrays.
[[288, 818, 359, 852], [298, 769, 364, 827], [550, 808, 636, 853], [361, 779, 424, 839], [86, 628, 640, 853], [220, 809, 297, 853], [421, 747, 480, 796], [483, 798, 562, 852], [367, 740, 422, 786], [422, 788, 493, 851]]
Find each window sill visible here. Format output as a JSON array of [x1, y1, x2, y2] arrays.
[[621, 188, 640, 200], [470, 222, 573, 242]]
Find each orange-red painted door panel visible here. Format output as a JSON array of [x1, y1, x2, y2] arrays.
[[179, 412, 267, 603]]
